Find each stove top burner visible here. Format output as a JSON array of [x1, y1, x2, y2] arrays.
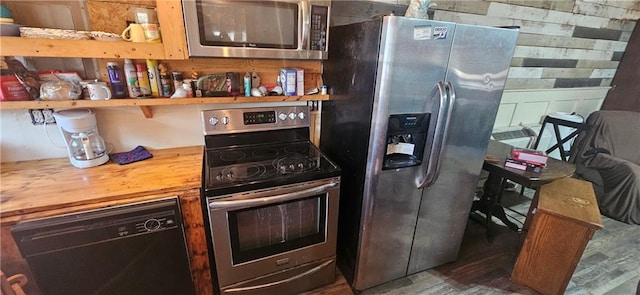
[[204, 141, 340, 196], [273, 155, 317, 174]]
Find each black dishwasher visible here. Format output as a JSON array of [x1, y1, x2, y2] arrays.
[[11, 197, 196, 295]]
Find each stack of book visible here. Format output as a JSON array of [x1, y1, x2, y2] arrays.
[[504, 148, 548, 173]]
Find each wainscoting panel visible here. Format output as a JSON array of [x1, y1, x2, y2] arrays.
[[495, 87, 609, 128]]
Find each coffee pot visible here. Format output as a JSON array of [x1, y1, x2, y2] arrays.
[[53, 108, 109, 168]]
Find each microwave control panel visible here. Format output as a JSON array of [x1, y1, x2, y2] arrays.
[[310, 5, 329, 51]]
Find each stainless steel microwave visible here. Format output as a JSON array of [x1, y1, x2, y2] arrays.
[[182, 0, 331, 59]]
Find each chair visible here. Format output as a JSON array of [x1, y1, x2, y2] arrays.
[[532, 114, 588, 161], [518, 114, 588, 196], [0, 270, 27, 295], [570, 110, 640, 224]]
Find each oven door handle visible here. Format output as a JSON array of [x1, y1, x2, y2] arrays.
[[208, 181, 339, 210], [224, 259, 334, 293]]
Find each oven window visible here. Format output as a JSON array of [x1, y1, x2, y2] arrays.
[[196, 0, 298, 49], [228, 194, 326, 264]]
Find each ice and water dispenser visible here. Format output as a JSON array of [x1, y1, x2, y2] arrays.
[[383, 113, 431, 170]]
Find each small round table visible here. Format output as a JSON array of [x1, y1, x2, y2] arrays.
[[470, 140, 576, 242]]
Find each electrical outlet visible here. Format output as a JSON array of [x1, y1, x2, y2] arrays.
[[28, 109, 56, 125], [29, 109, 44, 125], [42, 108, 56, 124]]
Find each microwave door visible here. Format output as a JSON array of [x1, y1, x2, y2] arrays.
[[197, 0, 298, 49], [183, 0, 330, 59]]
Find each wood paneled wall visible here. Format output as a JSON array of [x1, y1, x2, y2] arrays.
[[333, 0, 638, 91]]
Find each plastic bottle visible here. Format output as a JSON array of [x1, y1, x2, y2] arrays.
[[146, 59, 161, 97], [172, 72, 184, 94], [106, 62, 127, 98], [243, 72, 251, 97], [135, 63, 152, 97], [123, 59, 141, 98]]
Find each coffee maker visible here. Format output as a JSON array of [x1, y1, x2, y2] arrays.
[[53, 108, 109, 168]]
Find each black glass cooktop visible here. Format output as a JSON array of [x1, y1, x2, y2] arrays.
[[203, 141, 341, 197]]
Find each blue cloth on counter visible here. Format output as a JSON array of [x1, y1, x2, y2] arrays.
[[110, 145, 153, 165]]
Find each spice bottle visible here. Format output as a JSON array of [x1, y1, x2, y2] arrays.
[[172, 72, 184, 94], [243, 72, 251, 97], [106, 62, 127, 98], [135, 63, 152, 97], [158, 63, 173, 97]]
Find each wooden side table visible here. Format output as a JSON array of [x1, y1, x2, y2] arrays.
[[511, 177, 603, 295]]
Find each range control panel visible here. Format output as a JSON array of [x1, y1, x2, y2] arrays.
[[202, 106, 310, 135]]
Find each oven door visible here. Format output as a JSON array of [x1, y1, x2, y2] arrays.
[[207, 177, 340, 288]]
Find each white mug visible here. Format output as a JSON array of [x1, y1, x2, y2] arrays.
[[87, 82, 112, 100]]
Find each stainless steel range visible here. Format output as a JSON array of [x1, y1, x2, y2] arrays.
[[201, 105, 341, 295]]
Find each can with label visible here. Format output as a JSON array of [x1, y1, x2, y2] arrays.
[[106, 62, 127, 98], [160, 73, 173, 97]]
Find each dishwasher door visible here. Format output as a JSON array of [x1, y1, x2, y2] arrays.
[[11, 197, 195, 295]]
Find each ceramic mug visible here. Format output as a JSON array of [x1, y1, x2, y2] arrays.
[[141, 23, 161, 43], [87, 82, 112, 100], [121, 23, 146, 42]]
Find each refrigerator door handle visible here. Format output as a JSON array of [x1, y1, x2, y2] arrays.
[[417, 81, 455, 189]]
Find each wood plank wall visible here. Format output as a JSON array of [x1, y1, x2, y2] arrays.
[[332, 0, 638, 91]]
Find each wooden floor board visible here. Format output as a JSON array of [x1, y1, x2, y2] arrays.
[[309, 188, 640, 295]]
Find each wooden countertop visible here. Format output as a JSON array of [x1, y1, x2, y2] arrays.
[[0, 146, 203, 224]]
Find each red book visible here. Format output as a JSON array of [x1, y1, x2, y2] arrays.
[[511, 148, 548, 167], [504, 158, 543, 173]]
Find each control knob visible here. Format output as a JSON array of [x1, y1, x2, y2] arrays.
[[209, 117, 219, 126], [279, 113, 288, 121], [298, 112, 305, 120], [144, 219, 161, 231], [221, 116, 230, 125], [289, 112, 296, 120]]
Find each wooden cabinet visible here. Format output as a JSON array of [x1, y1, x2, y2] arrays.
[[512, 177, 603, 295], [0, 146, 210, 294]]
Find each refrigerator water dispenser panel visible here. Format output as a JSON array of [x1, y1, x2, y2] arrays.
[[384, 113, 430, 170]]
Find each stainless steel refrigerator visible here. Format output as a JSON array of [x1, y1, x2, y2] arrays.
[[319, 16, 518, 291]]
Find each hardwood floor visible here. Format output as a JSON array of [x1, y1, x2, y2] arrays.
[[308, 187, 640, 295]]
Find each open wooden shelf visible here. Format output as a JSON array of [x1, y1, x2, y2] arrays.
[[0, 37, 170, 59], [0, 95, 330, 118]]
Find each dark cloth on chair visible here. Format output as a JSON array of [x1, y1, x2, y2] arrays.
[[570, 110, 640, 225]]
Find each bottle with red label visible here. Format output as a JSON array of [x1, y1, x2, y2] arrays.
[[135, 63, 152, 97]]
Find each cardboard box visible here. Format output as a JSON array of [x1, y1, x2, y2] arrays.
[[0, 72, 31, 101], [295, 68, 304, 96], [279, 68, 297, 96]]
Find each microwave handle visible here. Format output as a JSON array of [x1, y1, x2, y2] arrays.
[[209, 181, 338, 209], [300, 1, 310, 50]]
